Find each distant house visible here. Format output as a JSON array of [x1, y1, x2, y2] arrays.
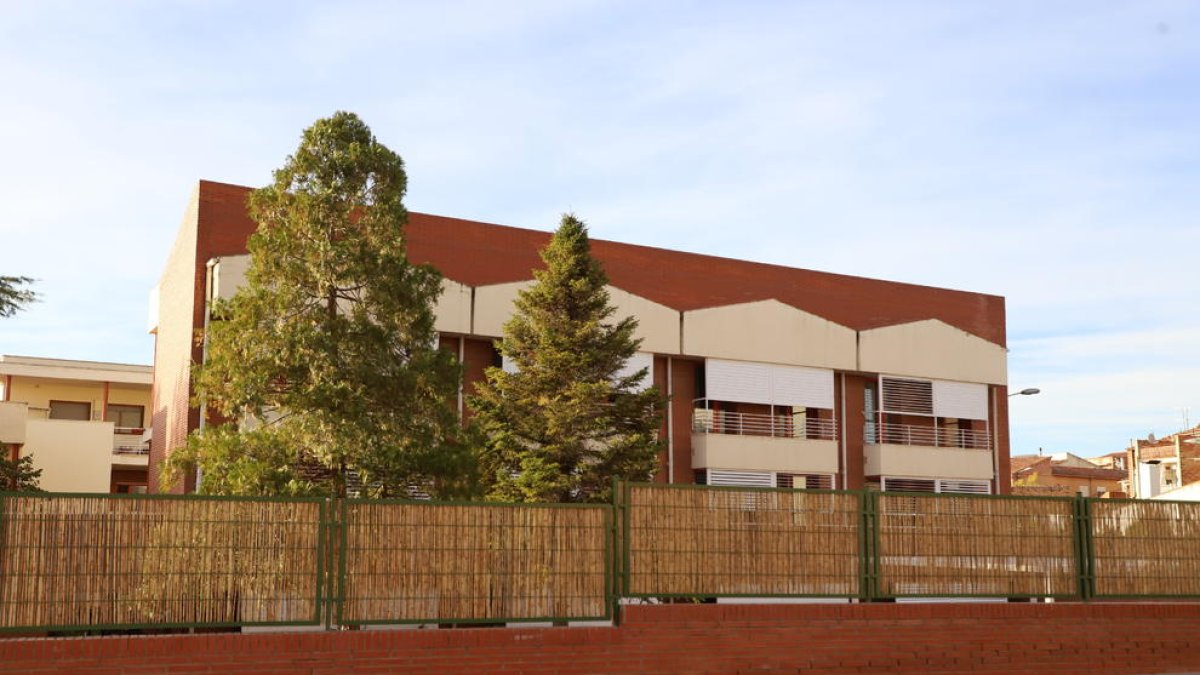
[[0, 355, 152, 493], [1010, 452, 1126, 497], [1124, 426, 1200, 499]]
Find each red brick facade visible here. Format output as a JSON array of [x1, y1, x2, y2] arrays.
[[151, 179, 1012, 493], [5, 603, 1200, 674]]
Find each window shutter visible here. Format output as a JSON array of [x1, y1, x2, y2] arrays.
[[706, 469, 774, 488], [932, 380, 988, 420], [707, 359, 834, 408], [881, 477, 937, 493], [705, 360, 772, 405], [937, 479, 991, 494], [880, 377, 933, 415], [770, 365, 834, 408]]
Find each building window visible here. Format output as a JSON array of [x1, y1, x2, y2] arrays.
[[49, 400, 91, 421], [106, 404, 144, 430]]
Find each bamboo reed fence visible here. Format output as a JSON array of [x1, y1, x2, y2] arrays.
[[1091, 499, 1200, 597], [9, 486, 1200, 633], [874, 493, 1078, 597], [0, 494, 323, 632], [623, 484, 861, 597], [338, 501, 610, 624]]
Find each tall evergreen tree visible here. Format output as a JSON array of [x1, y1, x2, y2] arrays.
[[470, 215, 664, 503], [0, 455, 43, 492], [0, 276, 37, 318], [162, 112, 473, 498]]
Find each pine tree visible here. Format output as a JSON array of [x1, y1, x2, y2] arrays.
[[0, 455, 43, 492], [0, 276, 37, 318], [162, 112, 473, 499], [470, 215, 664, 503]]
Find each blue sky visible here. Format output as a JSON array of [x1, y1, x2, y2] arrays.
[[1, 1, 1197, 457]]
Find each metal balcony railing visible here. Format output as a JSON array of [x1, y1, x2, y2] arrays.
[[866, 422, 991, 450], [113, 445, 150, 456], [693, 408, 838, 441]]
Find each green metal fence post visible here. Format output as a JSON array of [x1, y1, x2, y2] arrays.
[[1076, 495, 1094, 601], [610, 478, 621, 625], [858, 490, 871, 601]]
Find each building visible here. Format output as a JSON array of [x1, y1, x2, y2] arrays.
[[149, 180, 1013, 495], [0, 355, 152, 493], [1010, 452, 1126, 497], [1123, 426, 1200, 499]]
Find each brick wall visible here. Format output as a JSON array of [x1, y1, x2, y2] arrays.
[[5, 603, 1200, 674]]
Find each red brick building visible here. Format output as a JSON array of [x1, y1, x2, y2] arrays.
[[149, 180, 1012, 494]]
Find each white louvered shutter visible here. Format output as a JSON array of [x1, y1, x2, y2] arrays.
[[770, 365, 834, 409], [932, 381, 988, 420], [706, 359, 772, 405], [706, 469, 775, 488]]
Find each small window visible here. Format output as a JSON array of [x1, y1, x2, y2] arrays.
[[106, 404, 144, 430], [49, 400, 91, 421]]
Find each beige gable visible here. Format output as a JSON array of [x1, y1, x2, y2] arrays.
[[434, 279, 472, 334], [858, 319, 1007, 385], [681, 299, 856, 369], [607, 286, 680, 354], [472, 280, 534, 338]]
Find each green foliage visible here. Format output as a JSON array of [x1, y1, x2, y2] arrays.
[[0, 454, 43, 492], [470, 214, 665, 503], [0, 276, 37, 318], [167, 111, 474, 499]]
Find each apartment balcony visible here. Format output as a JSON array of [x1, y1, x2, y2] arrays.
[[112, 428, 149, 467], [691, 408, 839, 475], [864, 422, 993, 481]]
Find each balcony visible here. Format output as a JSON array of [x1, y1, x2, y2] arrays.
[[691, 408, 839, 475], [864, 422, 993, 481], [869, 422, 990, 450], [112, 429, 149, 467]]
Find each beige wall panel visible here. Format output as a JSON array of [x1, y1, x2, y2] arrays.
[[0, 362, 152, 386], [434, 279, 472, 334], [858, 319, 1008, 385], [472, 280, 534, 338], [607, 286, 681, 354], [22, 420, 114, 493], [107, 384, 152, 409], [211, 254, 250, 301], [692, 434, 840, 475], [682, 299, 856, 369], [0, 401, 27, 444], [7, 379, 108, 417], [5, 379, 151, 419], [864, 443, 994, 480]]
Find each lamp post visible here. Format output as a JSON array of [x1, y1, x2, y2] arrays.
[[1009, 388, 1040, 397]]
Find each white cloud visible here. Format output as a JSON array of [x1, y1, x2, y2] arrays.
[[0, 0, 1197, 454]]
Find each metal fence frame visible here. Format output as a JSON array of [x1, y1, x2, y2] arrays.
[[6, 485, 1200, 634], [619, 482, 867, 601], [870, 490, 1083, 601], [0, 491, 328, 634], [334, 498, 614, 627], [1087, 495, 1200, 600]]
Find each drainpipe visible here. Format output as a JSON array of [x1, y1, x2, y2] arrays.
[[457, 336, 465, 421], [197, 258, 219, 491], [992, 387, 1000, 494], [667, 356, 674, 484], [839, 373, 847, 490]]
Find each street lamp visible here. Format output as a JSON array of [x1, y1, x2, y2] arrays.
[[1009, 388, 1040, 397]]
